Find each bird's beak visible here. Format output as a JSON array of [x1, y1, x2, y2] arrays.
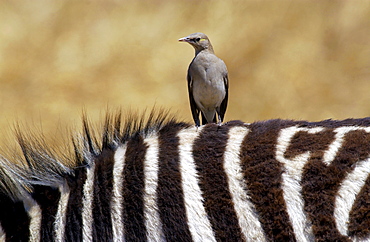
[[178, 37, 188, 42]]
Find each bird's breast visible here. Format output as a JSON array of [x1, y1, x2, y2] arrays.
[[192, 75, 226, 108]]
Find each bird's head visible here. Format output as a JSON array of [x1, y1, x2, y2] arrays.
[[178, 32, 214, 54]]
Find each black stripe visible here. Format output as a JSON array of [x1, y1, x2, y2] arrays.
[[157, 122, 193, 241], [31, 185, 61, 242], [122, 134, 148, 241], [92, 149, 114, 242], [0, 193, 30, 242], [192, 123, 244, 241], [240, 119, 296, 241], [65, 166, 87, 241]]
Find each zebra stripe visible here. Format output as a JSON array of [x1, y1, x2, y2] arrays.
[[157, 123, 193, 240], [55, 182, 70, 242], [223, 126, 266, 241], [143, 134, 164, 241], [112, 145, 127, 242], [0, 224, 4, 242], [193, 124, 245, 241], [240, 120, 296, 240], [122, 135, 147, 241], [177, 126, 216, 242], [24, 195, 42, 242], [82, 160, 95, 241], [276, 126, 324, 242], [92, 149, 115, 240], [64, 164, 86, 241]]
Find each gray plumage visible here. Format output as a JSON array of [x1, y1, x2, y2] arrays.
[[179, 32, 228, 127]]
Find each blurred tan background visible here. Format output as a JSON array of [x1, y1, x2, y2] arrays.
[[0, 0, 370, 145]]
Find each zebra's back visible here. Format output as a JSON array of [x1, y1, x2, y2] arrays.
[[1, 115, 370, 241]]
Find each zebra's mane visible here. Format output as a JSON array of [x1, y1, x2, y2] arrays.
[[3, 111, 370, 201], [0, 108, 186, 201]]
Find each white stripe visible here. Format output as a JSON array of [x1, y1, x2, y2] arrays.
[[352, 235, 370, 242], [224, 126, 267, 241], [0, 224, 5, 242], [24, 195, 42, 242], [143, 134, 164, 242], [111, 145, 127, 242], [323, 127, 370, 166], [177, 126, 216, 242], [55, 181, 70, 242], [335, 157, 370, 237], [82, 161, 95, 242], [276, 126, 324, 242]]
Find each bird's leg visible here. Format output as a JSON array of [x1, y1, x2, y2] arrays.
[[195, 118, 200, 127], [217, 113, 223, 126], [193, 110, 201, 127], [215, 113, 222, 132], [194, 116, 200, 132]]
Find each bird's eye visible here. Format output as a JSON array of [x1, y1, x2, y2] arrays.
[[195, 38, 200, 42]]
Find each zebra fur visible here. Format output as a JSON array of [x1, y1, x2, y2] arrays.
[[1, 111, 370, 241]]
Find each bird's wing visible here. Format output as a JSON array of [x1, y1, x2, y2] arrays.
[[219, 73, 229, 122], [187, 71, 201, 126]]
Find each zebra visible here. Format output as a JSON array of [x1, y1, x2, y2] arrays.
[[1, 110, 370, 241]]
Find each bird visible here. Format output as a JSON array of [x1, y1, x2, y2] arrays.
[[178, 32, 228, 127]]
